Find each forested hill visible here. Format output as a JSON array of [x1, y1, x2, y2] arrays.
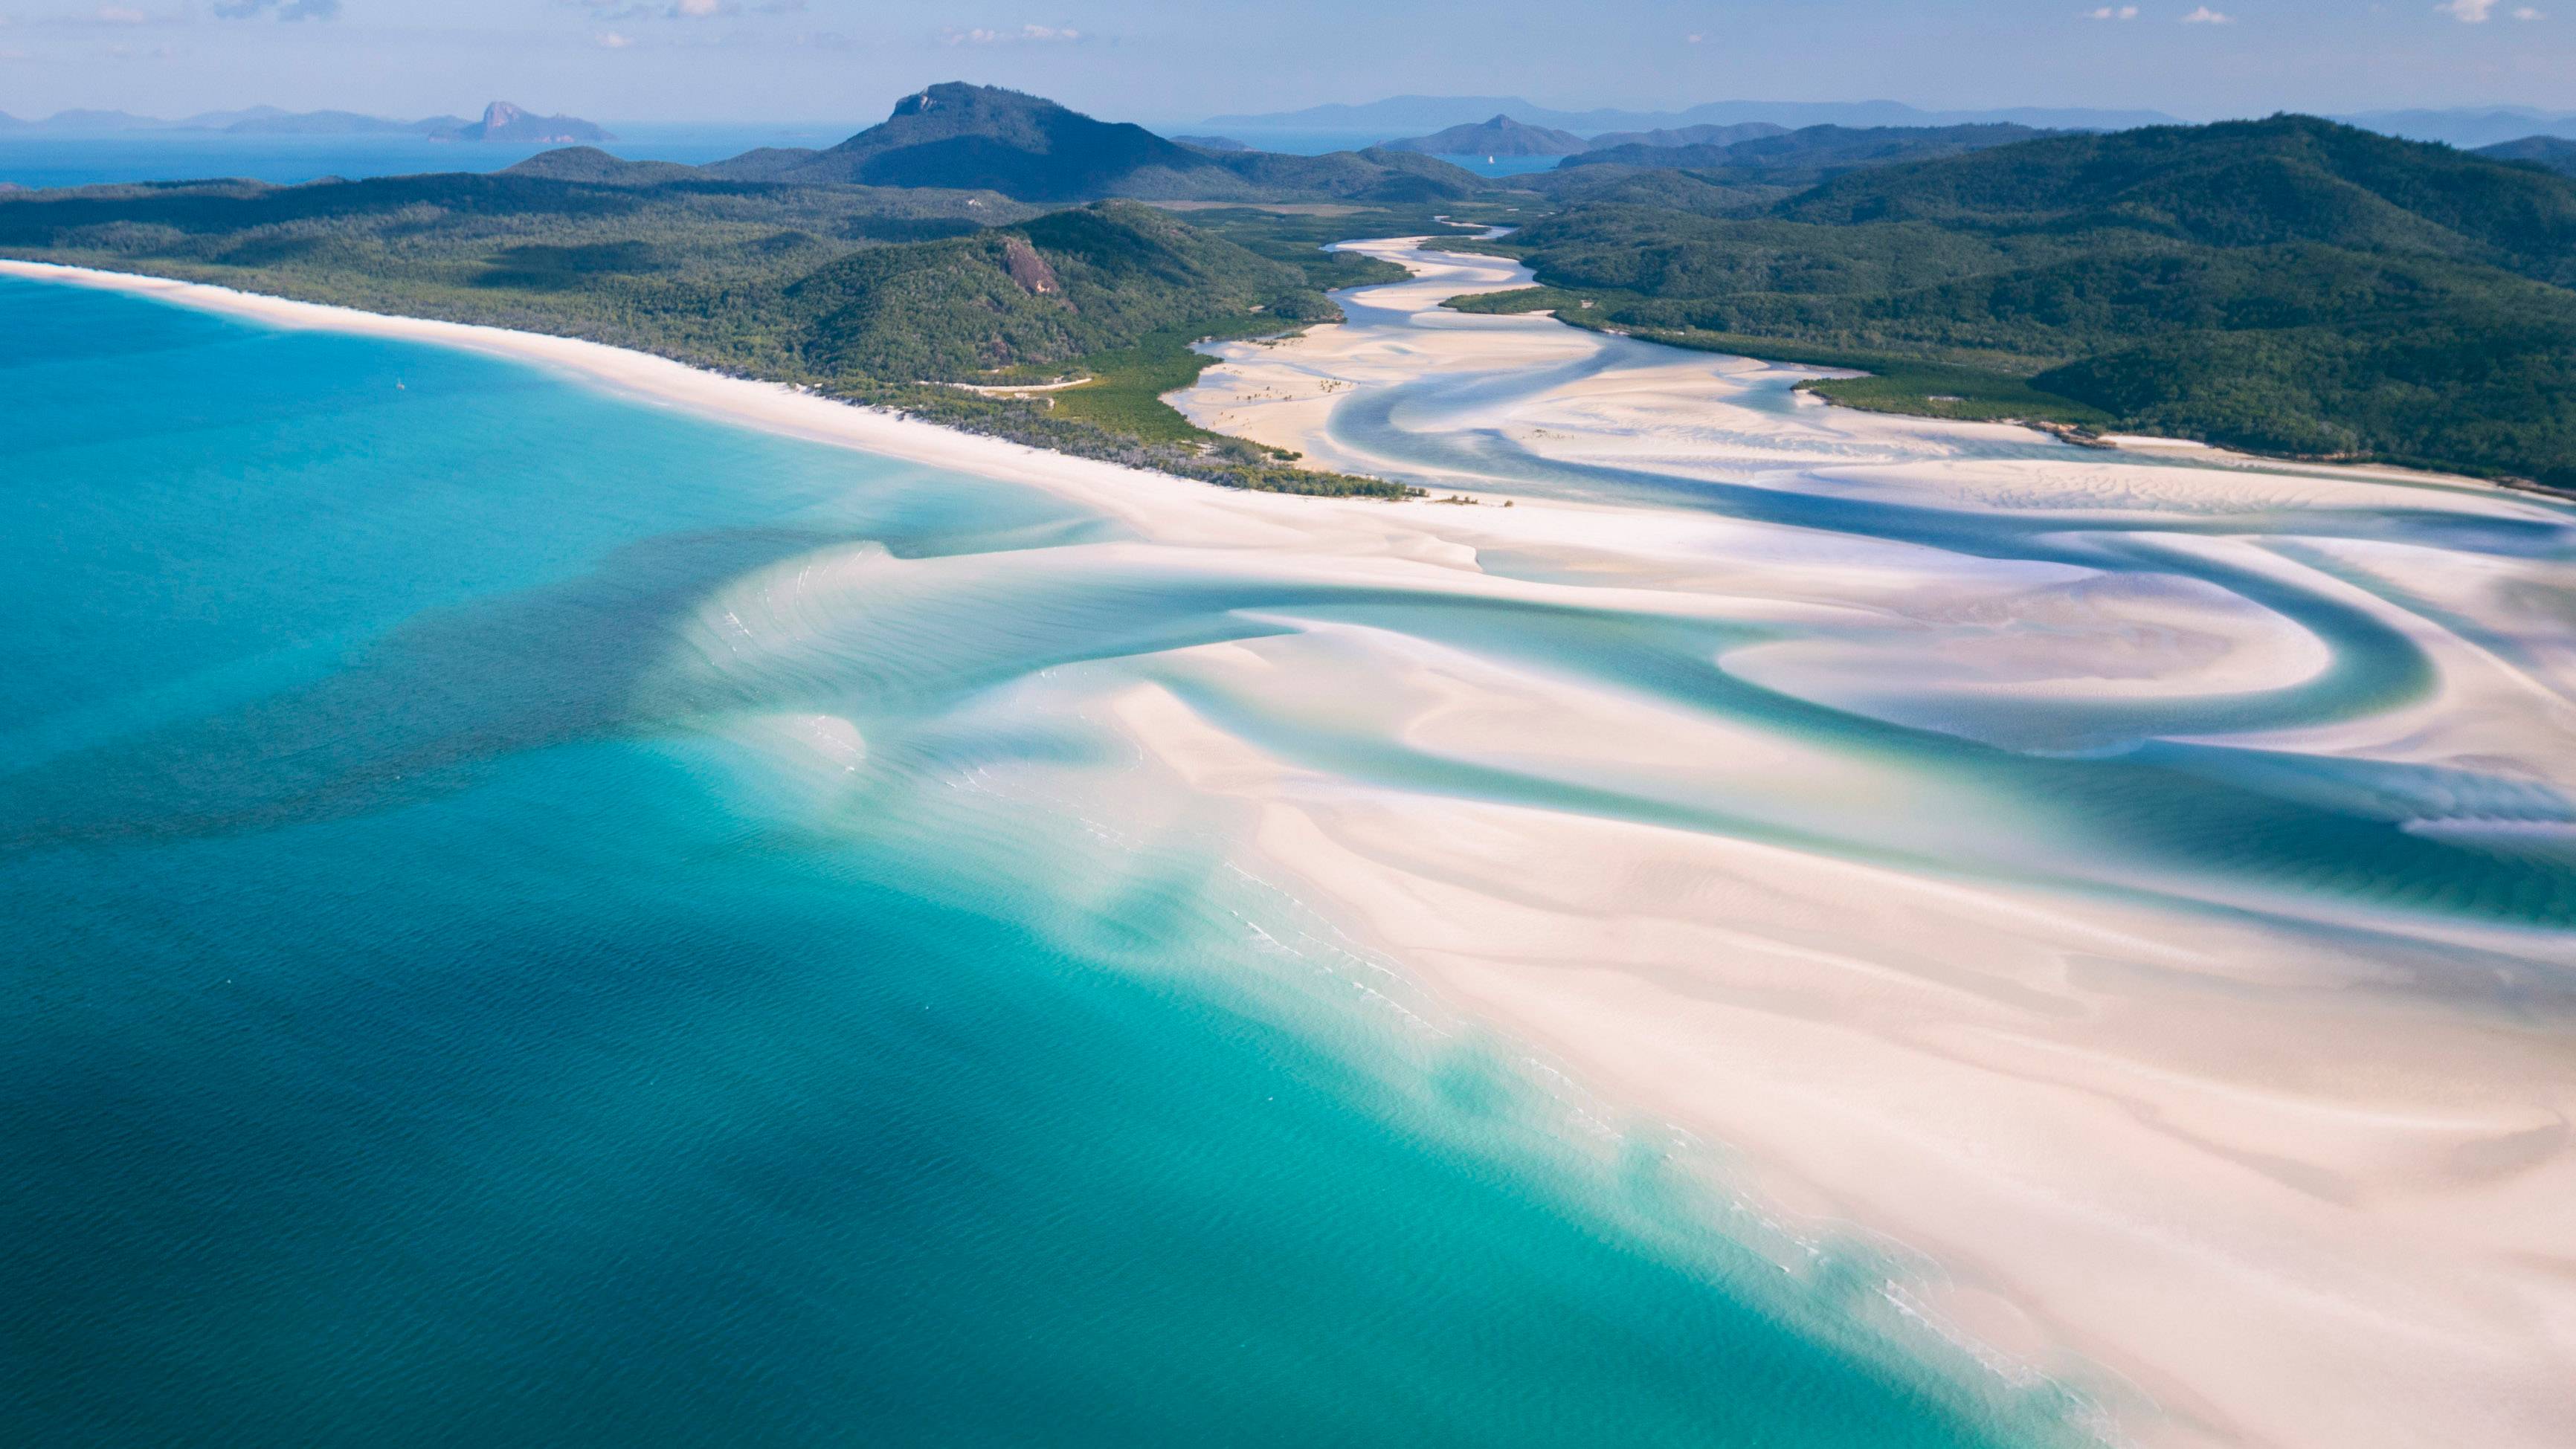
[[706, 83, 1212, 197], [1382, 116, 1591, 158], [781, 201, 1336, 380], [0, 167, 1455, 495], [703, 83, 1486, 203], [2477, 135, 2576, 179], [1772, 117, 2576, 283], [1559, 123, 2053, 180], [1461, 115, 2576, 488]]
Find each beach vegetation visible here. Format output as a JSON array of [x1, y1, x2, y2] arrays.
[[1462, 115, 2576, 488]]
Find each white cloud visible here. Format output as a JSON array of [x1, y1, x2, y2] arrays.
[[2087, 5, 2139, 16], [2180, 4, 2234, 19], [562, 0, 744, 19], [941, 23, 1083, 45], [2511, 4, 2544, 14], [1685, 30, 1704, 42], [213, 0, 342, 19], [596, 29, 635, 47], [2435, 0, 2497, 17], [96, 5, 145, 22]]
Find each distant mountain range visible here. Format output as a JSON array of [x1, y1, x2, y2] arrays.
[[0, 102, 608, 142], [2334, 107, 2576, 148], [1200, 96, 2576, 149], [1200, 95, 2186, 139], [12, 94, 2572, 154]]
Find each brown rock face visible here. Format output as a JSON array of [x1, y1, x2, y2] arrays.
[[1000, 236, 1060, 295]]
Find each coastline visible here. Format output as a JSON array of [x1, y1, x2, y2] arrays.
[[16, 255, 2576, 1449], [0, 259, 1339, 552]]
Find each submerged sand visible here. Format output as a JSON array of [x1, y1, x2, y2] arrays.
[[17, 254, 2575, 1449]]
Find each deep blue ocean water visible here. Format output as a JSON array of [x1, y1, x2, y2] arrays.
[[0, 277, 2083, 1445], [0, 125, 849, 190]]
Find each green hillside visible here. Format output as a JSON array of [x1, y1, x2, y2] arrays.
[[781, 201, 1330, 380], [1382, 115, 1591, 158], [1556, 123, 2054, 183], [2477, 135, 2576, 179], [0, 171, 1430, 496], [709, 83, 1222, 199], [1462, 117, 2576, 488]]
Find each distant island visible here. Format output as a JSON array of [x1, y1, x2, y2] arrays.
[[430, 103, 614, 145], [220, 109, 465, 136], [1379, 115, 1590, 158], [1198, 95, 2185, 138], [2337, 106, 2576, 147], [0, 102, 607, 141]]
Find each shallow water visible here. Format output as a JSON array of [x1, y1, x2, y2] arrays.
[[0, 276, 2096, 1445], [1197, 242, 2576, 935]]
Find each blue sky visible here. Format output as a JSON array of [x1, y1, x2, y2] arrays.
[[0, 0, 2569, 125]]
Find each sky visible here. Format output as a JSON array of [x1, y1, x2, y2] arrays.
[[0, 0, 2570, 126]]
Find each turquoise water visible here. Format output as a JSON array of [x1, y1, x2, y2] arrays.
[[0, 277, 2084, 1445]]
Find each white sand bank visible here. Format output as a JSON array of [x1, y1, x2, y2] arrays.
[[23, 254, 2576, 1449], [1165, 239, 2576, 1448]]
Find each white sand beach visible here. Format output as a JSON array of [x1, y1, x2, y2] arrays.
[[18, 253, 2576, 1449]]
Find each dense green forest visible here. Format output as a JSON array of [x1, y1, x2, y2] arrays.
[[0, 159, 1512, 496], [1458, 117, 2576, 488], [1554, 123, 2054, 183]]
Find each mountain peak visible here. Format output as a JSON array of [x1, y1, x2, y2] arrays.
[[889, 84, 990, 119], [851, 83, 1069, 143], [434, 102, 612, 145], [803, 83, 1206, 199], [698, 83, 1486, 204]]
